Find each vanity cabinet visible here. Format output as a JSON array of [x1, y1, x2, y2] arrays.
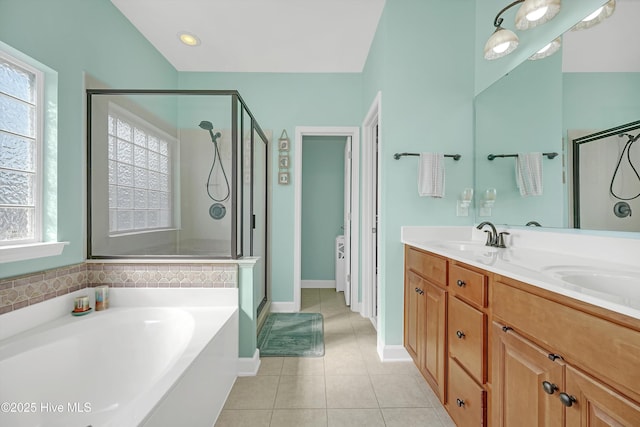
[[491, 276, 640, 427], [404, 244, 640, 427], [404, 246, 447, 403]]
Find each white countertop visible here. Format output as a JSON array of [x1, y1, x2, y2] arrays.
[[401, 226, 640, 321]]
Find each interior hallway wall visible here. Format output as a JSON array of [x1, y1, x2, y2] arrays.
[[362, 0, 476, 349]]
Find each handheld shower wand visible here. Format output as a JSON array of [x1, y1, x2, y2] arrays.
[[199, 121, 230, 202], [199, 120, 221, 143]]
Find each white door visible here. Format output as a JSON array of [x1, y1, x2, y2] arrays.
[[343, 136, 352, 306], [373, 125, 379, 321]]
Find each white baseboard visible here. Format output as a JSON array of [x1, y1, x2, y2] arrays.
[[269, 302, 297, 313], [237, 349, 260, 376], [377, 341, 412, 362], [301, 280, 335, 289]]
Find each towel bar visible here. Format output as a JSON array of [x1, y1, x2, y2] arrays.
[[487, 152, 558, 161], [393, 152, 461, 161]]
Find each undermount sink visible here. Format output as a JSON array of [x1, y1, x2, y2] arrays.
[[432, 241, 499, 253], [543, 266, 640, 303]]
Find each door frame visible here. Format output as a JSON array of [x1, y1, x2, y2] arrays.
[[361, 92, 381, 325], [294, 126, 360, 312]]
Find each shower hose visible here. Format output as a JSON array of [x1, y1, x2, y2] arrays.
[[610, 134, 640, 201], [206, 135, 230, 202]]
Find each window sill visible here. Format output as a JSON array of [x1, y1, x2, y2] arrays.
[[0, 242, 69, 263]]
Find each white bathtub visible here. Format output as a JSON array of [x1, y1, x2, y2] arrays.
[[0, 288, 239, 427]]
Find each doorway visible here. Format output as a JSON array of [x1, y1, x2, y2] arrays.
[[361, 92, 381, 328], [293, 127, 360, 313]]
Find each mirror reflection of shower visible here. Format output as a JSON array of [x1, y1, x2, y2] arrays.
[[199, 120, 230, 205]]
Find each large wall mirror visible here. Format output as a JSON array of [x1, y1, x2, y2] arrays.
[[474, 0, 640, 234]]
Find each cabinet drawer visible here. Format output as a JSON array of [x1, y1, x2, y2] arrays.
[[492, 280, 640, 402], [448, 358, 486, 427], [449, 296, 486, 384], [406, 247, 447, 287], [449, 263, 487, 308]]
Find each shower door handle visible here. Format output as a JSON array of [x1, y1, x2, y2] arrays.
[[252, 214, 256, 229]]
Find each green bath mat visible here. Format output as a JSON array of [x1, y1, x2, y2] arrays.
[[258, 313, 324, 357]]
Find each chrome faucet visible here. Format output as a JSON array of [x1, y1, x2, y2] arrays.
[[476, 221, 497, 247], [476, 221, 509, 248]]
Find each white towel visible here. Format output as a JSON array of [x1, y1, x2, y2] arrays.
[[418, 153, 445, 198], [515, 153, 543, 197]]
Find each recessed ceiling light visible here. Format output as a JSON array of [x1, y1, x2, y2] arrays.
[[178, 32, 200, 47]]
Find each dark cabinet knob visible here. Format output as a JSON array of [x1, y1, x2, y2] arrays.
[[548, 353, 563, 362], [456, 279, 466, 287], [501, 326, 512, 333], [415, 287, 419, 293], [559, 392, 577, 407], [456, 330, 465, 339], [542, 381, 558, 395], [456, 398, 465, 407]]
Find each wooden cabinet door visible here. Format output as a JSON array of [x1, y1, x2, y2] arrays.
[[492, 322, 564, 427], [424, 280, 447, 402], [565, 366, 640, 427], [449, 296, 486, 384], [405, 270, 424, 363]]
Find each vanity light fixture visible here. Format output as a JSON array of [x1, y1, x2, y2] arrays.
[[178, 31, 201, 47], [484, 0, 561, 61], [515, 0, 561, 30], [528, 37, 561, 60], [484, 26, 520, 60], [572, 0, 615, 31]]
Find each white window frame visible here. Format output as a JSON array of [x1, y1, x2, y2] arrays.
[[0, 50, 43, 246], [107, 102, 176, 236]]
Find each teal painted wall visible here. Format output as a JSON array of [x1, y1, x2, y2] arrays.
[[178, 73, 362, 302], [0, 0, 177, 279], [475, 54, 564, 227], [301, 136, 346, 281], [362, 0, 476, 346], [475, 0, 606, 95], [563, 73, 640, 131]]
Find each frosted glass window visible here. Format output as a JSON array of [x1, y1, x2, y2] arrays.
[[0, 51, 40, 245], [107, 104, 174, 234]]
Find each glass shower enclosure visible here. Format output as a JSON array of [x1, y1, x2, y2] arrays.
[[86, 90, 268, 311]]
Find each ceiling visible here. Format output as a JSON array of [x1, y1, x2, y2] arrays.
[[110, 0, 386, 73]]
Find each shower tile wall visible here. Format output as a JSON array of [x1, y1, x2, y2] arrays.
[[0, 262, 237, 316]]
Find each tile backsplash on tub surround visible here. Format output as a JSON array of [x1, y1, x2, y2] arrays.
[[0, 262, 237, 316], [87, 263, 237, 288], [0, 263, 88, 315]]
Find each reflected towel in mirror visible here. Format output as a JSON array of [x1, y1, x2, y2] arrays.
[[516, 153, 543, 196], [418, 153, 445, 197]]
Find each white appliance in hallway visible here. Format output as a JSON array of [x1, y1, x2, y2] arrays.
[[335, 235, 345, 293]]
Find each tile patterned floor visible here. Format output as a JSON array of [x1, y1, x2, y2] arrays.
[[215, 288, 456, 427]]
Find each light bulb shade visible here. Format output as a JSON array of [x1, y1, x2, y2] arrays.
[[484, 27, 519, 60], [572, 0, 615, 31], [528, 37, 561, 60], [515, 0, 561, 30]]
